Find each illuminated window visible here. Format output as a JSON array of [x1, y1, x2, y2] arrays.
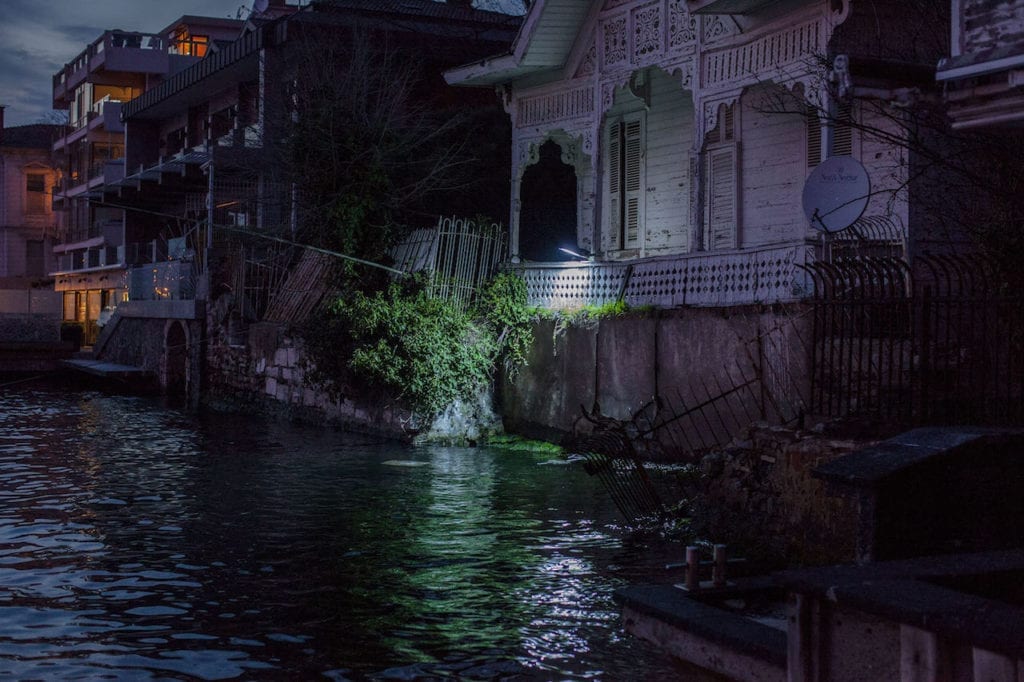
[[172, 27, 209, 57]]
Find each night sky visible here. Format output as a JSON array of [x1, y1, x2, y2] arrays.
[[0, 0, 283, 127], [0, 0, 525, 128]]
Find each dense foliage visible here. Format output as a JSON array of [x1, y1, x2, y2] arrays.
[[301, 272, 537, 419], [478, 272, 533, 377]]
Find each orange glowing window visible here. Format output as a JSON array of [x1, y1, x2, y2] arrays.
[[172, 28, 209, 57]]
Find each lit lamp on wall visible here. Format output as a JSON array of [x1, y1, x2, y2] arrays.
[[558, 246, 593, 262]]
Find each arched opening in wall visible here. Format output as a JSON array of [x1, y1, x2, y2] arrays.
[[519, 140, 578, 262], [165, 321, 188, 398]]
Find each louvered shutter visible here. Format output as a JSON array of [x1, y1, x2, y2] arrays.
[[806, 105, 822, 169], [623, 117, 643, 248], [608, 121, 622, 249], [831, 101, 852, 156], [705, 145, 737, 250]]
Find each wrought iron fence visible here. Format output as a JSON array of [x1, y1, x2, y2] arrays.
[[391, 215, 507, 311], [804, 254, 1024, 425]]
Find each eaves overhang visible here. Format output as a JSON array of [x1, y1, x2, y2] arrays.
[[937, 46, 1024, 82], [445, 0, 590, 87]]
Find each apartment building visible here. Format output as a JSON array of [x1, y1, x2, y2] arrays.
[[50, 15, 242, 344], [0, 108, 62, 288]]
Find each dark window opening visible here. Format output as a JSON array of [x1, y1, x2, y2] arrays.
[[518, 140, 578, 262]]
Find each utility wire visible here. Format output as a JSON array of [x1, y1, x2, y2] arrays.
[[88, 198, 409, 276]]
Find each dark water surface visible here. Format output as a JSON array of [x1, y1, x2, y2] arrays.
[[0, 380, 691, 680]]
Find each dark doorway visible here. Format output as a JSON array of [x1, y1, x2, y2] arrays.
[[518, 140, 578, 262]]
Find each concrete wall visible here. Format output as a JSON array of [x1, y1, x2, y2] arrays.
[[502, 304, 812, 448], [0, 289, 61, 315]]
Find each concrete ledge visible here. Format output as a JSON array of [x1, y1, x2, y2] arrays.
[[776, 548, 1024, 660], [813, 427, 1023, 486], [61, 358, 155, 384], [615, 583, 787, 680]]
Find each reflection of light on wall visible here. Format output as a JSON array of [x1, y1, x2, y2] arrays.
[[538, 262, 596, 310]]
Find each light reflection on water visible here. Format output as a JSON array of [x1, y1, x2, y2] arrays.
[[0, 381, 688, 680]]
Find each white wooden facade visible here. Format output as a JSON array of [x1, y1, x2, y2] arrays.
[[449, 0, 914, 308]]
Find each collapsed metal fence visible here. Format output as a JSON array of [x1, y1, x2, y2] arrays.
[[391, 215, 507, 311], [570, 252, 1024, 526], [569, 309, 812, 525]]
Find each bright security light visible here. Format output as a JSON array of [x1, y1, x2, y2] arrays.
[[558, 247, 590, 261]]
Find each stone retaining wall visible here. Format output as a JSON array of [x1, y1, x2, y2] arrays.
[[688, 424, 865, 566], [0, 313, 60, 343], [202, 297, 419, 441]]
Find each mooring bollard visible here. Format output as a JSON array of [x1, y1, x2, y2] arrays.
[[713, 544, 727, 587], [685, 546, 699, 591]]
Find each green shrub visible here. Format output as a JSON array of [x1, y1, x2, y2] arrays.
[[309, 281, 495, 417], [478, 272, 533, 377]]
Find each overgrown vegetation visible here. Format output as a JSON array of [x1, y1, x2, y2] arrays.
[[301, 272, 535, 419], [479, 272, 533, 377]]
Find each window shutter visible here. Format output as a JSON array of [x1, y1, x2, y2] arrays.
[[26, 174, 47, 215], [705, 145, 737, 250], [831, 101, 853, 157], [623, 118, 643, 248], [806, 105, 822, 168], [607, 121, 622, 248], [606, 113, 644, 250]]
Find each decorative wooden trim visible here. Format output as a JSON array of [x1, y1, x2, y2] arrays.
[[517, 83, 596, 128], [702, 19, 822, 90]]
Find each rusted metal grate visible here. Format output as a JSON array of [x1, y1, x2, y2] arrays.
[[570, 417, 667, 526]]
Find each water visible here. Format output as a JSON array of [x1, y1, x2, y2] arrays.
[[0, 380, 693, 680]]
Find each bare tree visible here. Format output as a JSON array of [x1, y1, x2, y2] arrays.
[[262, 21, 506, 290]]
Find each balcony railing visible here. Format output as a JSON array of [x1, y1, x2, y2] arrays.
[[53, 30, 166, 104], [512, 242, 816, 310], [56, 245, 124, 274], [128, 260, 196, 301]]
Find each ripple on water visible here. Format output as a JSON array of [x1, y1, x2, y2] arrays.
[[0, 383, 687, 679]]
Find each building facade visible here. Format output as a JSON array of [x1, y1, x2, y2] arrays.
[[937, 0, 1024, 128], [447, 0, 946, 309], [110, 0, 519, 320], [50, 15, 243, 344], [0, 111, 62, 289]]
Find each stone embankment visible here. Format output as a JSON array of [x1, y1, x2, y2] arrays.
[[687, 423, 869, 566], [202, 297, 501, 444]]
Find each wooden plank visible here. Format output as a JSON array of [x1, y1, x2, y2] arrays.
[[900, 625, 952, 682], [974, 648, 1017, 682]]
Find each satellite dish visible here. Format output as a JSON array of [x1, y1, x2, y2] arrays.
[[253, 0, 269, 13], [802, 155, 870, 233]]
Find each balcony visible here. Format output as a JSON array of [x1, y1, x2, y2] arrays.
[[89, 98, 124, 134], [52, 30, 167, 106], [55, 245, 125, 275]]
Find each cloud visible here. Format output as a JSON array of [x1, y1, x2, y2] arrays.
[[0, 0, 247, 125]]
